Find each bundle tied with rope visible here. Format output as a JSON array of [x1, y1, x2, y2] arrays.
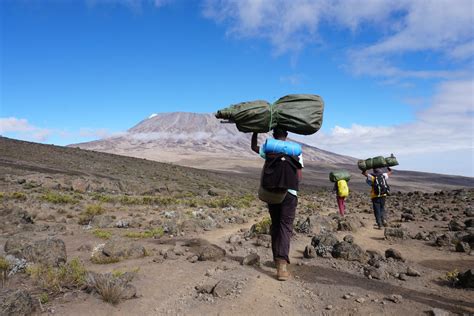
[[215, 94, 324, 135]]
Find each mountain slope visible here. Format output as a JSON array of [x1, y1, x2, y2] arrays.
[[72, 112, 356, 169]]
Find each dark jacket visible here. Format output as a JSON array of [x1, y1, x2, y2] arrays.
[[261, 154, 302, 191]]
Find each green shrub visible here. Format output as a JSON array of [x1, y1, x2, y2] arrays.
[[79, 204, 105, 224], [93, 229, 112, 240], [124, 227, 164, 239], [444, 269, 460, 286], [119, 195, 178, 206], [0, 256, 10, 287], [11, 192, 27, 200], [91, 256, 120, 265], [0, 192, 4, 200], [86, 273, 125, 305], [26, 258, 86, 293], [41, 192, 78, 204], [254, 217, 272, 234], [39, 292, 49, 304], [92, 193, 116, 203]]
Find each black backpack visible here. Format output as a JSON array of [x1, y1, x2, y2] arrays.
[[373, 174, 390, 196]]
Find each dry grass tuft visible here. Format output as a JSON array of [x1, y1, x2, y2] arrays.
[[86, 273, 125, 305]]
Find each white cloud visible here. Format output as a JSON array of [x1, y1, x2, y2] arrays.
[[0, 117, 35, 133], [0, 117, 52, 141], [0, 117, 122, 143], [203, 0, 474, 77], [295, 79, 474, 176]]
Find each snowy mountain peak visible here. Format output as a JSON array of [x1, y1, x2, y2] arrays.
[[148, 113, 158, 119]]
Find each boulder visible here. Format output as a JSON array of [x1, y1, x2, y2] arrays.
[[465, 219, 474, 228], [332, 242, 368, 263], [241, 253, 260, 266], [337, 216, 362, 232], [255, 234, 271, 248], [198, 245, 226, 261], [71, 178, 90, 192], [364, 266, 386, 280], [307, 215, 338, 235], [228, 234, 242, 245], [295, 217, 311, 234], [435, 233, 454, 247], [311, 233, 339, 258], [91, 215, 114, 228], [456, 242, 471, 253], [458, 269, 474, 288], [311, 233, 339, 248], [343, 235, 354, 244], [414, 232, 430, 241], [386, 294, 403, 304], [448, 219, 465, 231], [91, 240, 146, 263], [180, 219, 201, 233], [465, 209, 474, 217], [384, 227, 409, 240], [20, 238, 67, 267], [429, 308, 450, 316], [0, 289, 36, 316], [4, 236, 31, 256], [303, 245, 316, 259], [401, 213, 415, 222], [406, 266, 421, 277], [196, 283, 215, 294], [366, 249, 384, 266], [385, 248, 404, 262], [212, 280, 234, 297]]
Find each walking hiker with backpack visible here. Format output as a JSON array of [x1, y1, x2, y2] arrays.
[[362, 167, 393, 229], [251, 128, 303, 281], [333, 179, 349, 216]]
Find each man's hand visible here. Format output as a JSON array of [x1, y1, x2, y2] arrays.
[[251, 132, 260, 154]]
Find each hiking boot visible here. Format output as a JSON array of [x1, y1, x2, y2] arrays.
[[382, 220, 388, 227], [275, 259, 290, 281]]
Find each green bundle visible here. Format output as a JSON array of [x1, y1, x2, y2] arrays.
[[215, 94, 324, 135], [358, 154, 399, 171], [385, 154, 399, 167], [329, 170, 351, 183]]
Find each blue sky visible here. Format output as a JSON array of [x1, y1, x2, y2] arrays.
[[1, 0, 473, 176]]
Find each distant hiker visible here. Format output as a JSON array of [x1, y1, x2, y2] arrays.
[[252, 128, 303, 281], [333, 179, 349, 216], [362, 167, 393, 229]]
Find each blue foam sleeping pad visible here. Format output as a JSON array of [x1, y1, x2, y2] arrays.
[[263, 138, 302, 156]]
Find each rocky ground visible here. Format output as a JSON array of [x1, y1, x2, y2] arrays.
[[1, 137, 473, 315]]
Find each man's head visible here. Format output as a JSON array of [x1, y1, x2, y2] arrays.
[[273, 127, 288, 140]]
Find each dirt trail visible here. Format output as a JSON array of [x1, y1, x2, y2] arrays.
[[10, 211, 474, 316]]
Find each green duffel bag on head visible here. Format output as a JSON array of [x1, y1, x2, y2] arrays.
[[215, 100, 273, 133], [358, 156, 389, 171], [215, 94, 324, 135], [371, 156, 386, 168], [272, 94, 324, 135], [357, 160, 367, 171], [329, 170, 351, 182], [258, 186, 287, 204], [385, 154, 399, 167]]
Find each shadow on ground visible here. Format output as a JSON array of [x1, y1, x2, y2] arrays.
[[292, 264, 474, 314]]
